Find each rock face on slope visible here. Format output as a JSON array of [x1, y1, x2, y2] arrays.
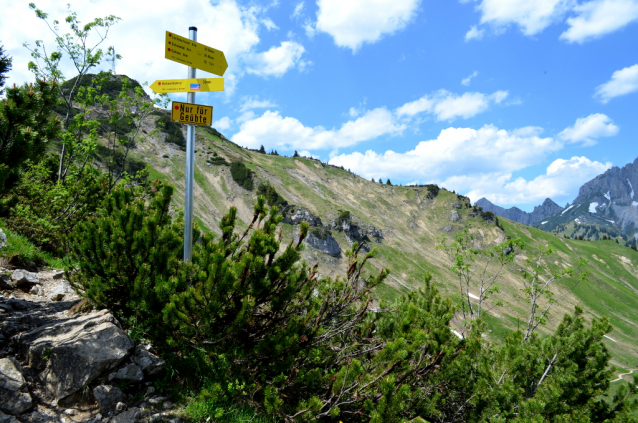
[[476, 197, 563, 226], [0, 266, 174, 422]]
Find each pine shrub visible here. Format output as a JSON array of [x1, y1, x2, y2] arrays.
[[230, 162, 254, 190], [66, 181, 184, 328]]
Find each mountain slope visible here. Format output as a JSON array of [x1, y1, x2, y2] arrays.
[[68, 76, 638, 373]]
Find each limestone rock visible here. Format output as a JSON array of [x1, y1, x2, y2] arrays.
[[45, 280, 73, 302], [448, 210, 462, 222], [304, 228, 341, 258], [18, 310, 134, 400], [132, 345, 165, 376], [93, 385, 126, 414], [110, 407, 140, 423], [0, 357, 33, 415], [281, 206, 322, 227], [10, 270, 40, 289], [0, 275, 14, 290], [108, 363, 143, 382], [0, 410, 20, 423]]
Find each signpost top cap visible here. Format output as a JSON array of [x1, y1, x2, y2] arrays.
[[189, 26, 198, 31]]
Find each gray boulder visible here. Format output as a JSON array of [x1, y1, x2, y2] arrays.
[[0, 357, 33, 415], [111, 407, 141, 423], [132, 345, 165, 376], [108, 363, 143, 382], [0, 275, 15, 290], [0, 410, 19, 423], [10, 270, 40, 289], [93, 385, 127, 414], [449, 210, 462, 222], [18, 310, 134, 400]]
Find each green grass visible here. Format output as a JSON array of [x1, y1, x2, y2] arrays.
[[185, 399, 276, 423], [600, 378, 638, 418], [0, 221, 67, 269]]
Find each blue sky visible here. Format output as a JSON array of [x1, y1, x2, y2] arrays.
[[2, 0, 638, 211]]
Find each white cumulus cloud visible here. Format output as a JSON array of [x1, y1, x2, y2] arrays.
[[328, 124, 561, 182], [466, 156, 612, 206], [239, 96, 278, 112], [461, 71, 479, 86], [215, 116, 232, 131], [560, 0, 638, 43], [396, 89, 509, 121], [474, 0, 575, 36], [246, 41, 311, 77], [232, 108, 405, 151], [314, 0, 421, 52], [0, 0, 302, 96], [465, 0, 638, 43], [594, 64, 638, 103], [559, 113, 619, 146], [465, 25, 485, 40]]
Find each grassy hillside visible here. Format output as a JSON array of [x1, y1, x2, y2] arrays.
[[91, 100, 638, 374]]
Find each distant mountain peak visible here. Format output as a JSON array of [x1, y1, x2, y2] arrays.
[[476, 197, 563, 226]]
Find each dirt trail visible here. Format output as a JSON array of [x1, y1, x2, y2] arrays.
[[611, 369, 638, 383]]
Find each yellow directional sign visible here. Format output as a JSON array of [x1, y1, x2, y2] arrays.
[[150, 78, 224, 93], [171, 101, 213, 126], [165, 31, 228, 76]]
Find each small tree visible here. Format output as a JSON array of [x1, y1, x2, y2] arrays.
[[386, 179, 392, 186], [25, 3, 121, 182], [0, 78, 60, 195], [436, 227, 520, 336], [258, 145, 266, 154], [293, 150, 300, 157]]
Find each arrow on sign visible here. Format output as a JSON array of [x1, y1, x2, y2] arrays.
[[165, 31, 228, 76], [150, 78, 224, 93]]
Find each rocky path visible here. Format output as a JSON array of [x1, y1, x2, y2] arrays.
[[0, 266, 180, 423]]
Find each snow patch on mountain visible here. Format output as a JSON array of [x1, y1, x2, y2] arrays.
[[589, 202, 598, 213], [562, 205, 575, 215], [628, 179, 634, 199], [604, 191, 611, 200], [541, 221, 548, 224]]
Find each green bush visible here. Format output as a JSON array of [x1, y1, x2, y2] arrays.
[[3, 155, 108, 254], [0, 78, 60, 194], [66, 181, 184, 329], [154, 112, 185, 148], [256, 182, 287, 208], [230, 162, 253, 191]]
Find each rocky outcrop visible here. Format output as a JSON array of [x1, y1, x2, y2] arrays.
[[0, 358, 33, 415], [17, 310, 134, 400], [476, 197, 563, 226], [448, 210, 462, 222], [305, 227, 341, 257], [281, 206, 322, 227]]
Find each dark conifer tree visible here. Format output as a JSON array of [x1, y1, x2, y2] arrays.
[[258, 145, 266, 154], [0, 44, 12, 95], [386, 179, 392, 186]]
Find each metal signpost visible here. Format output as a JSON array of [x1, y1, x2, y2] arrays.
[[160, 27, 228, 262]]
